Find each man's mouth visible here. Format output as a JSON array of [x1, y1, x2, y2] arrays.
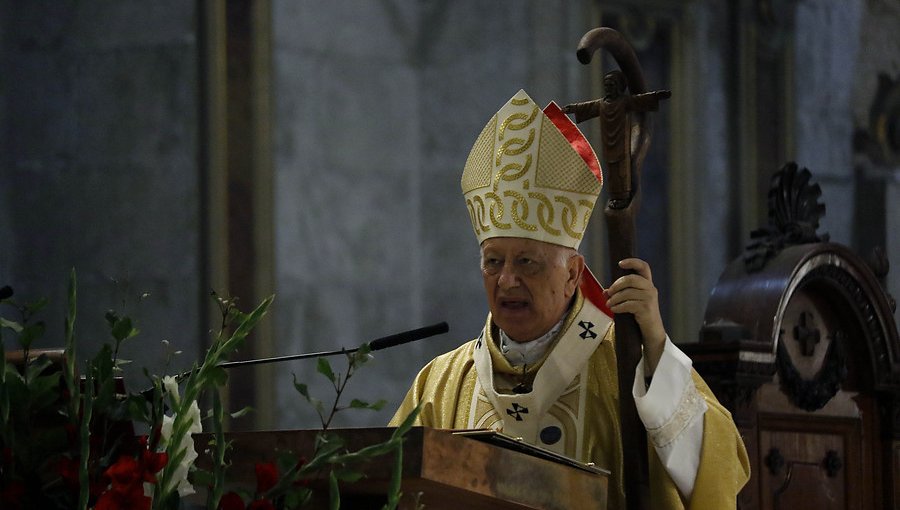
[[500, 298, 530, 310]]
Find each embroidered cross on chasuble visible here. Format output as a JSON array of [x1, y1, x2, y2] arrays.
[[469, 288, 612, 458]]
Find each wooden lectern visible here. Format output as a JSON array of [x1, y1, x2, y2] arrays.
[[211, 427, 608, 509]]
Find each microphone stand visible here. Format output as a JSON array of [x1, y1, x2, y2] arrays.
[[217, 321, 449, 370], [146, 322, 449, 394]]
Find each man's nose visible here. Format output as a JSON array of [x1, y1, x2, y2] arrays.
[[497, 263, 521, 289]]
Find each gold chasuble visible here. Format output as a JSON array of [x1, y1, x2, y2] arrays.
[[390, 284, 749, 510]]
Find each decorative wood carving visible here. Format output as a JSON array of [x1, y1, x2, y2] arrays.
[[823, 450, 842, 478], [744, 162, 827, 272], [765, 448, 785, 476], [684, 163, 900, 509], [775, 329, 846, 412]]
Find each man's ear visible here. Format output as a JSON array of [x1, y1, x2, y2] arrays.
[[565, 253, 585, 298]]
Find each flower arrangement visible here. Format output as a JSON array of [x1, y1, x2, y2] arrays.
[[0, 272, 418, 510]]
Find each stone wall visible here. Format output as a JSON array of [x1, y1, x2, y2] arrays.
[[794, 0, 864, 245], [0, 1, 202, 378]]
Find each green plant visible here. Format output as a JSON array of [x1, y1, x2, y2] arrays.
[[0, 272, 418, 510]]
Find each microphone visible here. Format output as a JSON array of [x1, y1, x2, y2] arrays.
[[218, 321, 450, 369], [368, 321, 449, 352], [139, 322, 449, 400]]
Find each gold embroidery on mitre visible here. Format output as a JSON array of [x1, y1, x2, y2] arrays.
[[529, 192, 560, 236], [494, 156, 532, 191], [486, 192, 510, 230], [461, 90, 602, 249], [505, 190, 538, 231], [468, 195, 490, 234], [498, 107, 538, 140], [555, 195, 588, 240], [496, 126, 536, 162]]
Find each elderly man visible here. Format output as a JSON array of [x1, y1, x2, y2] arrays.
[[390, 90, 749, 509]]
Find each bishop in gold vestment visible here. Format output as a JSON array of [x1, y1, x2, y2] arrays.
[[391, 90, 749, 509]]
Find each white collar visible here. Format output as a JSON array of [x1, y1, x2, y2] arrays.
[[498, 316, 566, 366]]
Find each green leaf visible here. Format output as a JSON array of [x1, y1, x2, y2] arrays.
[[383, 441, 405, 510], [0, 383, 9, 427], [110, 316, 138, 342], [213, 295, 274, 361], [390, 402, 421, 440], [24, 297, 48, 315], [284, 488, 312, 509], [125, 394, 151, 423], [351, 437, 400, 459], [24, 356, 53, 383], [19, 321, 46, 348], [334, 467, 365, 483], [328, 470, 340, 510], [105, 310, 119, 328], [91, 344, 115, 382], [230, 406, 253, 419], [349, 398, 387, 411], [192, 468, 215, 487], [292, 376, 325, 416], [302, 435, 345, 472], [64, 269, 79, 426], [350, 343, 373, 367], [78, 364, 94, 510], [292, 379, 310, 399], [316, 357, 336, 383], [28, 372, 62, 409], [226, 306, 249, 325], [0, 317, 22, 333], [205, 365, 228, 387]]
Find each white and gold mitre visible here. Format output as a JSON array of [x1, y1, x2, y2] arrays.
[[461, 90, 603, 250]]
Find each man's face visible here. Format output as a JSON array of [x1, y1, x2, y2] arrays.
[[480, 237, 583, 343], [603, 73, 624, 99]]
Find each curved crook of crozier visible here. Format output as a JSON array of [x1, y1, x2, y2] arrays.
[[574, 27, 652, 198]]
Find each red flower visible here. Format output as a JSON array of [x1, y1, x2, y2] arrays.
[[140, 448, 168, 482], [217, 491, 246, 510], [254, 461, 278, 495], [247, 500, 276, 510], [94, 453, 162, 510], [105, 455, 143, 488], [95, 483, 151, 510]]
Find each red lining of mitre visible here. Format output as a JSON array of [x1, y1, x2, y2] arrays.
[[542, 102, 603, 186], [580, 267, 614, 318], [543, 102, 610, 316]]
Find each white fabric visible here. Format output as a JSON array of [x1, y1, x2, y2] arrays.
[[498, 317, 565, 366], [633, 337, 707, 499]]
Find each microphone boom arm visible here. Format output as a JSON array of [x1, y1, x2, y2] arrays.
[[217, 321, 450, 370]]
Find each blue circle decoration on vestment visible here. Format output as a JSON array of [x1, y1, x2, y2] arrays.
[[540, 426, 562, 445]]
